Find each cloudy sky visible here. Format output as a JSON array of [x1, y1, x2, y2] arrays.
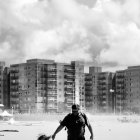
[[0, 0, 140, 72]]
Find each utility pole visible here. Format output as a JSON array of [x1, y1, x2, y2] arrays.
[[120, 94, 121, 115], [110, 89, 115, 115], [12, 106, 13, 115]]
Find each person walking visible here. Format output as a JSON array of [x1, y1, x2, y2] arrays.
[[52, 104, 94, 140]]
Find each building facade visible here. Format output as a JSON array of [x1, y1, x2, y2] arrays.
[[97, 72, 114, 113], [0, 62, 5, 105], [2, 58, 140, 114], [85, 67, 114, 114], [85, 67, 102, 113], [3, 67, 10, 109], [125, 66, 140, 113], [115, 70, 126, 114], [10, 59, 85, 113]]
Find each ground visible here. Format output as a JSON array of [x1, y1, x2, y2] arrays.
[[0, 115, 140, 140]]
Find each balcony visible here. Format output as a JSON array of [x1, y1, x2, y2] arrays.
[[10, 70, 19, 73], [10, 88, 18, 92], [102, 101, 107, 104], [47, 90, 56, 93], [98, 77, 106, 80], [116, 75, 124, 79], [64, 74, 74, 79], [65, 79, 74, 83], [85, 88, 92, 92], [47, 74, 57, 78], [11, 94, 19, 98], [85, 82, 92, 86], [116, 85, 124, 89], [66, 99, 73, 103], [65, 92, 73, 95], [64, 68, 74, 73], [47, 78, 57, 81], [85, 78, 92, 82], [47, 69, 57, 72], [47, 97, 57, 101], [116, 81, 124, 84], [47, 89, 57, 93], [47, 106, 57, 110], [98, 87, 107, 90], [64, 83, 73, 87], [10, 82, 19, 85], [47, 81, 57, 85]]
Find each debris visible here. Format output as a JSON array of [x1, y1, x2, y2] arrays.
[[0, 130, 19, 132]]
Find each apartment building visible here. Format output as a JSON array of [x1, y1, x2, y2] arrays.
[[85, 67, 115, 113], [85, 67, 102, 113], [97, 72, 114, 113], [115, 70, 126, 114], [64, 61, 85, 112], [3, 67, 10, 109], [125, 66, 140, 113], [72, 61, 85, 110], [10, 59, 85, 113], [85, 73, 93, 112], [0, 61, 5, 105], [10, 63, 29, 113]]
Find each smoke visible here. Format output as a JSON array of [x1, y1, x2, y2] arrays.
[[0, 0, 140, 72]]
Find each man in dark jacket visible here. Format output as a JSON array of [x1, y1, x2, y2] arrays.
[[52, 104, 94, 140]]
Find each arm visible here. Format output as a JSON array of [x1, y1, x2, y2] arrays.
[[87, 123, 94, 140], [52, 124, 64, 140], [83, 113, 94, 140]]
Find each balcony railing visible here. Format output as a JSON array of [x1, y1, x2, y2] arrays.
[[10, 70, 19, 73], [47, 78, 57, 81]]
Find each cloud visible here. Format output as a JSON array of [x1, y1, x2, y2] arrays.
[[0, 0, 106, 66], [99, 0, 140, 71], [100, 23, 140, 62], [75, 0, 97, 8], [0, 0, 140, 72], [24, 21, 100, 62]]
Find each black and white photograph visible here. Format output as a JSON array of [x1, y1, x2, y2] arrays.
[[0, 0, 140, 140]]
